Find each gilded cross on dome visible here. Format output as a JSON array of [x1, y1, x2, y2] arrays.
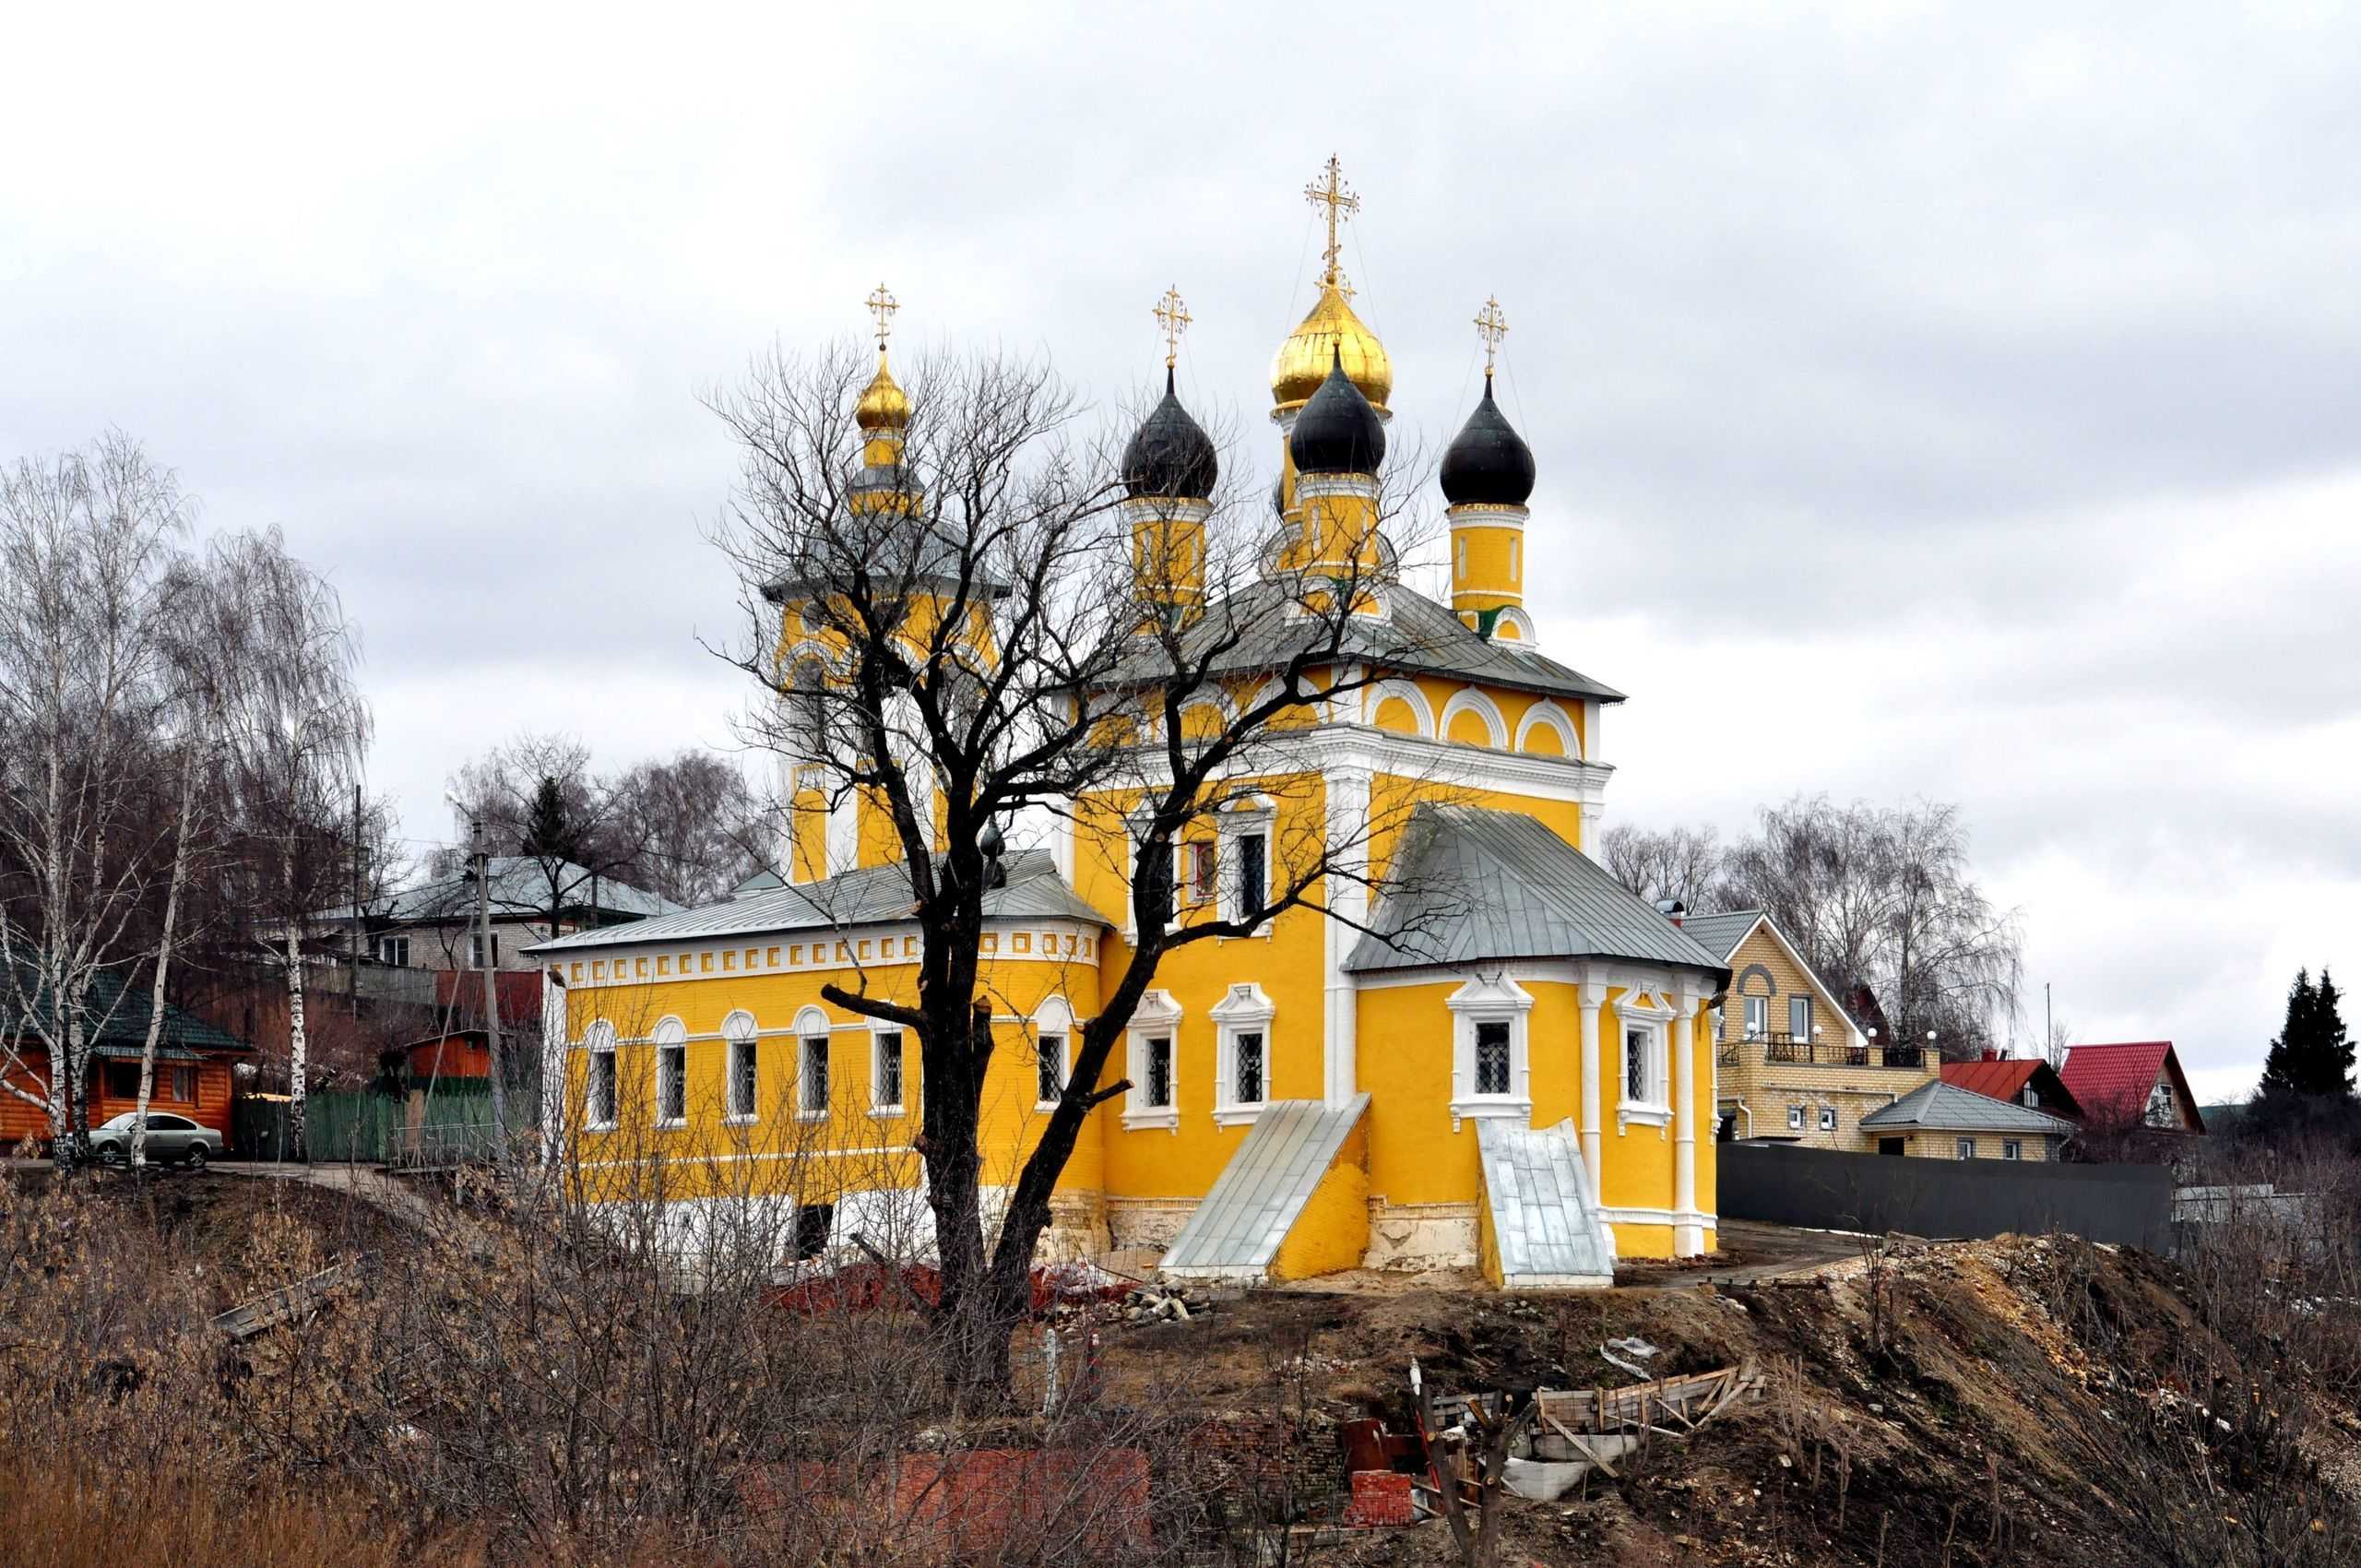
[[864, 282, 898, 350], [1303, 155, 1360, 290], [1475, 295, 1508, 377], [1152, 285, 1191, 369]]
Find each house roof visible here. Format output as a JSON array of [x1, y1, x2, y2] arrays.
[[318, 857, 682, 929], [523, 848, 1106, 956], [2059, 1041, 2203, 1132], [5, 966, 255, 1057], [1344, 804, 1728, 977], [1100, 579, 1625, 708], [1857, 1078, 2077, 1136], [1676, 909, 1764, 962]]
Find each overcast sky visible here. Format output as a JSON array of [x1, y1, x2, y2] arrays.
[[6, 3, 2355, 1099]]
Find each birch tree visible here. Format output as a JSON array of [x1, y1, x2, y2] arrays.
[[0, 434, 188, 1167]]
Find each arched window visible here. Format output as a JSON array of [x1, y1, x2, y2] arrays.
[[722, 1010, 759, 1122], [651, 1016, 687, 1127]]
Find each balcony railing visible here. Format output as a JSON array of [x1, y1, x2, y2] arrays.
[[1728, 1031, 1928, 1070]]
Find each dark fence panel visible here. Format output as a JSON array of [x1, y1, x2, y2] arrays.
[[1718, 1142, 2175, 1250]]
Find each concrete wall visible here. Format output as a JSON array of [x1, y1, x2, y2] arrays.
[[1719, 1141, 2172, 1250]]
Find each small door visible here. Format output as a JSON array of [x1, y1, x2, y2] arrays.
[[1878, 1137, 1906, 1158]]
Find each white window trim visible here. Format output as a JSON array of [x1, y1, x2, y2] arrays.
[[1616, 990, 1678, 1133], [584, 1020, 618, 1131], [1445, 973, 1534, 1128], [722, 1010, 759, 1125], [1209, 982, 1275, 1127], [1123, 989, 1182, 1133], [1956, 1137, 1975, 1159], [870, 1026, 907, 1117], [1032, 996, 1075, 1111], [2002, 1139, 2023, 1160], [1743, 996, 1769, 1041], [652, 1016, 688, 1130], [1218, 798, 1277, 933], [1817, 1105, 1837, 1133], [794, 1004, 831, 1122], [1786, 1104, 1805, 1132]]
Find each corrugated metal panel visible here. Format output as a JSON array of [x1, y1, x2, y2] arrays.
[[1100, 581, 1625, 707], [1160, 1096, 1369, 1277], [1857, 1079, 2077, 1135], [526, 849, 1106, 955], [1477, 1119, 1615, 1287], [1344, 805, 1729, 976]]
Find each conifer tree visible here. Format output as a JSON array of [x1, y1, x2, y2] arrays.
[[2258, 968, 2355, 1099]]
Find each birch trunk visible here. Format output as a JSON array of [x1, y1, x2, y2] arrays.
[[133, 737, 203, 1170], [285, 924, 309, 1159]]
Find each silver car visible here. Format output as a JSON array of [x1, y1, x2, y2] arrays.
[[86, 1111, 222, 1170]]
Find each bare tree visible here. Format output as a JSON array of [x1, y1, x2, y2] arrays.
[[0, 434, 189, 1165], [1599, 820, 1722, 908], [708, 339, 1458, 1395], [607, 750, 766, 906], [1716, 794, 2022, 1058], [213, 540, 371, 1158]]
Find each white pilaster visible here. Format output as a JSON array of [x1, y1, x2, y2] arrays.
[[1577, 976, 1607, 1186], [1323, 766, 1371, 1109], [1672, 994, 1703, 1256]]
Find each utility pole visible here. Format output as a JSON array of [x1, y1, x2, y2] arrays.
[[470, 814, 509, 1158]]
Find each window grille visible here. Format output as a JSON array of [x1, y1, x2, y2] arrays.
[[1475, 1020, 1512, 1096], [728, 1035, 758, 1119], [875, 1031, 903, 1109], [1037, 1034, 1064, 1104], [801, 1036, 830, 1116], [1234, 1030, 1264, 1104], [587, 1051, 617, 1126], [657, 1042, 685, 1123], [1145, 1037, 1172, 1107]]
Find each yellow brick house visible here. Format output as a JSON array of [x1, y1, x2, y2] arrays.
[[528, 163, 1733, 1288]]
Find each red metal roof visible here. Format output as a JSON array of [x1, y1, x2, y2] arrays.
[[2058, 1041, 2195, 1128], [1942, 1058, 2043, 1103]]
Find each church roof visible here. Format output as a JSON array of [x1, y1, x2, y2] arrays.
[[1345, 805, 1727, 976], [1101, 580, 1624, 707], [522, 848, 1104, 955]]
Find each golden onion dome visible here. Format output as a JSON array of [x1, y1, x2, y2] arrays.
[[854, 350, 911, 432], [1270, 282, 1393, 411]]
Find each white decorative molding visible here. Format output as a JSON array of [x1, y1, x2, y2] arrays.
[[1122, 989, 1182, 1133], [1437, 686, 1509, 749], [1513, 698, 1580, 759], [1210, 981, 1275, 1126], [1444, 972, 1535, 1130], [1363, 678, 1436, 738]]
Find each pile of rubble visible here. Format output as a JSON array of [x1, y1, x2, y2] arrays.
[[1121, 1281, 1216, 1324]]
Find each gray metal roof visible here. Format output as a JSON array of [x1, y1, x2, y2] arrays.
[[1676, 909, 1764, 963], [1477, 1118, 1615, 1287], [1101, 579, 1624, 707], [1857, 1079, 2078, 1135], [1160, 1096, 1369, 1279], [523, 848, 1106, 955], [320, 857, 680, 928], [1344, 805, 1730, 976]]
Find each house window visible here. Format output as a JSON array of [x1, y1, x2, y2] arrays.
[[469, 932, 500, 968], [1232, 828, 1268, 925], [1233, 1032, 1264, 1105], [1787, 1105, 1806, 1131], [1475, 1021, 1512, 1097], [800, 1035, 830, 1118], [1955, 1137, 1975, 1159], [656, 1037, 686, 1126], [377, 935, 409, 968], [587, 1042, 617, 1129], [169, 1065, 196, 1102], [1180, 841, 1217, 905], [1145, 1037, 1173, 1108], [2002, 1140, 2023, 1160], [1818, 1106, 1837, 1133], [727, 1033, 758, 1121], [2144, 1082, 2177, 1128], [101, 1061, 138, 1099], [1624, 1023, 1664, 1107], [1036, 1033, 1066, 1106], [790, 1202, 834, 1262], [1789, 995, 1812, 1042], [872, 1030, 904, 1111], [1743, 997, 1768, 1040], [1210, 982, 1275, 1125]]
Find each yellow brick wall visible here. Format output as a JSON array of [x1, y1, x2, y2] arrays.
[[1715, 923, 1934, 1154]]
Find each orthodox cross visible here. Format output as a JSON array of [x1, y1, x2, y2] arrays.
[[1474, 295, 1508, 377], [1303, 154, 1360, 288], [864, 281, 898, 350], [1153, 285, 1191, 369]]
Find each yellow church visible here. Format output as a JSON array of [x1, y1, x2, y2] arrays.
[[528, 164, 1731, 1288]]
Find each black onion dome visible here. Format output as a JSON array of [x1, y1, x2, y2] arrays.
[[1439, 378, 1536, 506], [1287, 347, 1387, 476], [1121, 368, 1219, 499]]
